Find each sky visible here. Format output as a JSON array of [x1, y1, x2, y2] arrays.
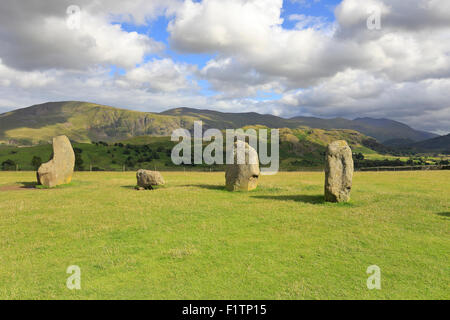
[[0, 0, 449, 134]]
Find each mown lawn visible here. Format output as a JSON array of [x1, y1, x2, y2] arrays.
[[0, 171, 448, 300]]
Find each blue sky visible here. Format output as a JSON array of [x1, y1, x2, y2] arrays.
[[117, 0, 340, 101], [122, 0, 342, 65], [115, 0, 343, 102]]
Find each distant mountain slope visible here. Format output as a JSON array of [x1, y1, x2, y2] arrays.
[[161, 107, 292, 129], [0, 102, 199, 145], [166, 108, 437, 142], [0, 101, 438, 145], [403, 134, 450, 152], [352, 118, 437, 143]]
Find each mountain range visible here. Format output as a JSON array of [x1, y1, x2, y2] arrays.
[[164, 107, 438, 143], [0, 102, 442, 150], [400, 134, 450, 153]]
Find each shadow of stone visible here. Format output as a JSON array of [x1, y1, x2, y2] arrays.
[[120, 185, 137, 190], [181, 184, 226, 191], [436, 212, 450, 218], [251, 194, 325, 204], [18, 181, 39, 189]]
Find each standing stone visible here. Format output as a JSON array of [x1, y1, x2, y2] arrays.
[[136, 169, 165, 190], [37, 135, 75, 188], [324, 140, 354, 202], [225, 140, 260, 191]]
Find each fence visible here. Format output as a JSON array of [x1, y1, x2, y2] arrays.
[[3, 164, 450, 173], [358, 165, 450, 172]]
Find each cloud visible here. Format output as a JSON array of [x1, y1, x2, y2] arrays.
[[0, 58, 201, 111], [116, 59, 198, 93], [170, 0, 450, 85], [281, 69, 450, 133], [167, 0, 450, 133], [169, 0, 368, 89], [0, 0, 168, 71], [0, 0, 203, 114], [199, 57, 283, 99], [0, 0, 449, 134], [336, 0, 450, 35]]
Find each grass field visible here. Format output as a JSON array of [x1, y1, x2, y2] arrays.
[[0, 171, 448, 300]]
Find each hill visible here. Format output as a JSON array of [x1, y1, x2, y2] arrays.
[[0, 101, 199, 145], [400, 134, 450, 153], [0, 126, 389, 171], [0, 101, 438, 145], [163, 108, 438, 143]]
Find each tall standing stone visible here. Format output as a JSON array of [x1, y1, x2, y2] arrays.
[[324, 140, 354, 202], [37, 135, 75, 188], [225, 140, 260, 191]]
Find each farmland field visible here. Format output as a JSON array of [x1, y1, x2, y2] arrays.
[[0, 171, 448, 300]]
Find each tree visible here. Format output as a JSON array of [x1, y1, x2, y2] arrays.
[[125, 156, 136, 168], [1, 159, 16, 171], [353, 153, 365, 161], [74, 148, 84, 171], [31, 156, 42, 170]]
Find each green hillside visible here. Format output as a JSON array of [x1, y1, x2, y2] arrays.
[[0, 101, 438, 145], [0, 126, 411, 171], [0, 102, 199, 145], [164, 108, 438, 143], [404, 134, 450, 153]]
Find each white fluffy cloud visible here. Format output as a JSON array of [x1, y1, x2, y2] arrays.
[[169, 0, 368, 88], [279, 71, 450, 134], [116, 59, 197, 93], [0, 1, 169, 71], [167, 0, 450, 133], [0, 0, 449, 134], [0, 58, 202, 111], [170, 0, 450, 84], [0, 0, 203, 113]]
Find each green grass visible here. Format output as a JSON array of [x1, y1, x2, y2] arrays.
[[0, 171, 448, 299]]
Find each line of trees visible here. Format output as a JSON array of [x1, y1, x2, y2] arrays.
[[72, 142, 172, 171], [1, 156, 43, 171]]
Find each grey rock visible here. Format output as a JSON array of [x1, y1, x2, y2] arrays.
[[37, 135, 75, 188], [136, 169, 165, 190], [225, 141, 260, 191], [324, 140, 354, 202]]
